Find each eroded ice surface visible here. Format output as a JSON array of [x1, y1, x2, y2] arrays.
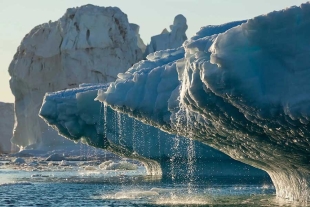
[[97, 3, 310, 202], [39, 2, 310, 202], [0, 102, 14, 153], [40, 82, 266, 178], [144, 14, 188, 57], [9, 4, 144, 150]]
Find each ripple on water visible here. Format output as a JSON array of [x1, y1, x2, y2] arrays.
[[0, 163, 308, 206]]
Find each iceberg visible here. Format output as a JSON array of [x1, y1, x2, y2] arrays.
[[9, 5, 144, 150], [95, 3, 310, 201], [144, 14, 188, 57], [39, 19, 268, 179], [0, 102, 15, 153]]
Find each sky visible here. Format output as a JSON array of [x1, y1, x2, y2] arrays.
[[0, 0, 307, 103]]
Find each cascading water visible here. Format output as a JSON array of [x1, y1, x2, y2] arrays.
[[170, 135, 180, 181], [103, 104, 108, 160], [185, 108, 196, 194], [145, 125, 151, 159], [132, 119, 137, 152], [157, 130, 162, 163], [117, 112, 123, 146]]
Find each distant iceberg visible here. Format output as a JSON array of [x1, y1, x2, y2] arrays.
[[9, 5, 144, 150], [0, 102, 14, 153], [144, 14, 188, 57]]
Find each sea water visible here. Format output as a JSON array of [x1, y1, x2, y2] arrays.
[[0, 157, 307, 206]]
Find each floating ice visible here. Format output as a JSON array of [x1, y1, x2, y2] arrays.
[[59, 160, 70, 166], [45, 154, 65, 161], [103, 161, 138, 171], [83, 166, 97, 171], [97, 3, 310, 201], [12, 158, 26, 165], [9, 4, 144, 150], [98, 161, 113, 169], [27, 161, 39, 167]]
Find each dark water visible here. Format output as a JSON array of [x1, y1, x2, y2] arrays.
[[0, 161, 307, 207]]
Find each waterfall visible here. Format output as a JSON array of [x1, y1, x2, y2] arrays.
[[170, 135, 180, 181], [185, 108, 196, 194], [132, 119, 137, 152], [103, 104, 108, 160], [117, 112, 123, 146], [157, 130, 161, 163]]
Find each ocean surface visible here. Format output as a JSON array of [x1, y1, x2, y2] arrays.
[[0, 156, 307, 207]]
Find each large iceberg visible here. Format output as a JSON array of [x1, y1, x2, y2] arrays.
[[0, 102, 15, 153], [94, 4, 310, 202], [9, 5, 143, 149], [39, 19, 268, 179]]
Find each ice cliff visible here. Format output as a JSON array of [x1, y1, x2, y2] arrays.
[[9, 5, 143, 149], [95, 3, 310, 202], [144, 14, 188, 57], [0, 102, 14, 153]]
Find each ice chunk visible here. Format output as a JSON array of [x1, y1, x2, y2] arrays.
[[12, 157, 26, 165], [100, 161, 138, 171], [45, 154, 66, 161]]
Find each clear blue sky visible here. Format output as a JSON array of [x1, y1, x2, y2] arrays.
[[0, 0, 307, 102]]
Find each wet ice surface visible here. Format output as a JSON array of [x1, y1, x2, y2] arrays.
[[0, 156, 307, 207]]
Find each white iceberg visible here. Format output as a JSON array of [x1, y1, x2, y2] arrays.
[[9, 4, 144, 150]]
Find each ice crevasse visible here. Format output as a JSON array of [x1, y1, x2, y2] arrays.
[[96, 4, 310, 202], [40, 3, 310, 202]]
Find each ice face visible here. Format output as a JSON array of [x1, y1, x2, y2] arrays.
[[40, 82, 266, 178], [0, 102, 15, 153], [98, 3, 310, 202], [9, 5, 144, 150]]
